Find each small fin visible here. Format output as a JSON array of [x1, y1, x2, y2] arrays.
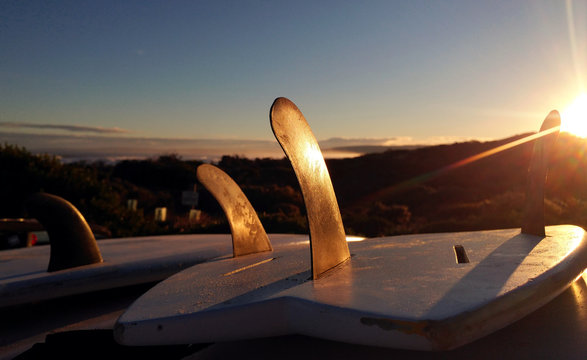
[[270, 97, 349, 279], [197, 164, 272, 257], [25, 193, 103, 272], [521, 110, 561, 236]]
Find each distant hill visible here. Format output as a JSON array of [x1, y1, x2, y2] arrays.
[[326, 132, 587, 236], [322, 144, 424, 156], [2, 132, 587, 239]]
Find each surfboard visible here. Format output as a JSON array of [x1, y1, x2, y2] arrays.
[[0, 165, 275, 308], [5, 268, 586, 359], [114, 225, 586, 350], [114, 98, 587, 351], [0, 233, 229, 308]]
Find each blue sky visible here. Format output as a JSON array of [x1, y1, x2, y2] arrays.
[[1, 1, 585, 160]]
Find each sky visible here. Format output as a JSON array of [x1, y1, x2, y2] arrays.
[[1, 1, 586, 161]]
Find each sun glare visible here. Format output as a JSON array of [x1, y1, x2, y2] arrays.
[[561, 93, 587, 138]]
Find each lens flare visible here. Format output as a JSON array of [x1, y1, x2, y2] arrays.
[[561, 93, 587, 138]]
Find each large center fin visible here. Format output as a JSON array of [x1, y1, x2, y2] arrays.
[[197, 164, 272, 257], [270, 97, 349, 279], [521, 110, 561, 236]]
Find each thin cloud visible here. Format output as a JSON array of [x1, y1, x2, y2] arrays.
[[0, 132, 474, 163], [319, 137, 399, 148], [0, 122, 131, 134], [0, 132, 282, 162]]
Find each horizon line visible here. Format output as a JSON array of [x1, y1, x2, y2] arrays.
[[0, 130, 552, 164]]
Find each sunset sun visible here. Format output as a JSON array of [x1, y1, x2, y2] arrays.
[[561, 93, 587, 138]]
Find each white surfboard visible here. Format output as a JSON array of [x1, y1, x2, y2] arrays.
[[114, 225, 587, 350], [0, 233, 229, 308], [115, 98, 587, 351]]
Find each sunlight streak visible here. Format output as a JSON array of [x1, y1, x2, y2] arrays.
[[357, 118, 560, 204], [566, 0, 586, 93]]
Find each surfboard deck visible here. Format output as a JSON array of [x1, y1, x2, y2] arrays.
[[178, 273, 587, 359], [115, 225, 587, 351], [0, 234, 306, 308]]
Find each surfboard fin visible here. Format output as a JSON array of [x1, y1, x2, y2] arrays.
[[270, 97, 349, 279], [521, 110, 561, 236], [197, 164, 272, 257], [25, 193, 103, 272]]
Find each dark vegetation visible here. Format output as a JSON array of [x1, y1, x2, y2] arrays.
[[2, 131, 587, 239]]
